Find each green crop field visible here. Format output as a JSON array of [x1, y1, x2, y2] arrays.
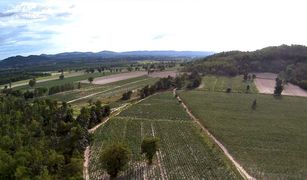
[[179, 91, 307, 179], [199, 75, 258, 93], [89, 92, 241, 179]]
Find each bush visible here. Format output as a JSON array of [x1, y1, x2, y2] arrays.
[[141, 136, 160, 164], [226, 88, 232, 93], [121, 91, 133, 100]]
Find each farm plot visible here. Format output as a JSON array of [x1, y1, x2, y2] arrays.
[[82, 71, 148, 85], [120, 92, 191, 121], [199, 75, 257, 93], [89, 92, 241, 180], [254, 73, 307, 97], [179, 91, 307, 179]]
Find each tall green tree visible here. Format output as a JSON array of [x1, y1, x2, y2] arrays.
[[29, 79, 36, 88], [274, 78, 283, 96], [99, 143, 131, 179], [88, 77, 94, 84]]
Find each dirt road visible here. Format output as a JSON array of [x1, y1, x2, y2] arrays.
[[254, 73, 307, 97]]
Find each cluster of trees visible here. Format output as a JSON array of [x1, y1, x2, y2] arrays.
[[49, 83, 75, 95], [279, 63, 307, 90], [139, 76, 174, 99], [139, 72, 201, 99], [2, 83, 75, 99], [78, 101, 111, 129], [99, 136, 159, 179], [185, 45, 307, 89], [0, 97, 90, 179], [187, 71, 201, 89]]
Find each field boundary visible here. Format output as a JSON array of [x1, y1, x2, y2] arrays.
[[174, 89, 255, 180]]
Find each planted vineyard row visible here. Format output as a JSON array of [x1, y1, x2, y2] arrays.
[[179, 90, 307, 179], [89, 92, 241, 179], [120, 92, 191, 121]]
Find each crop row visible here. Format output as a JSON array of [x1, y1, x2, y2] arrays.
[[200, 75, 258, 93]]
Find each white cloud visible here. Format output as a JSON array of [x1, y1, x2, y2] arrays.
[[1, 0, 307, 58]]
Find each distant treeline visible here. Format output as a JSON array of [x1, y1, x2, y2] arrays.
[[2, 83, 76, 99], [0, 70, 50, 85], [185, 45, 307, 90]]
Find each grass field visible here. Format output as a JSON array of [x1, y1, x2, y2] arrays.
[[179, 91, 307, 179], [89, 92, 241, 179], [199, 75, 258, 93]]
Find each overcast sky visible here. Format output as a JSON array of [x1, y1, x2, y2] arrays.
[[0, 0, 307, 59]]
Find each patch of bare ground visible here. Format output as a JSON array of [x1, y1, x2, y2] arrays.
[[148, 71, 178, 78], [82, 71, 148, 85], [254, 73, 307, 97]]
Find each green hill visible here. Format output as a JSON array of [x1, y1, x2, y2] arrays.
[[186, 45, 307, 90]]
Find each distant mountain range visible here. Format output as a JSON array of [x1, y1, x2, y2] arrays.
[[0, 51, 213, 69]]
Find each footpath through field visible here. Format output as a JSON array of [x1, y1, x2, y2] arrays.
[[174, 89, 255, 180]]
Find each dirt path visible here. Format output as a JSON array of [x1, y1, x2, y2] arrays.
[[173, 89, 255, 180], [151, 124, 168, 180], [83, 96, 153, 180]]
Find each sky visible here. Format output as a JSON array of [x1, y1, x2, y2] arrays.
[[0, 0, 307, 60]]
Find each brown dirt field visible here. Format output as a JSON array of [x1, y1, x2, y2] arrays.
[[254, 73, 307, 97], [148, 71, 178, 78], [82, 71, 147, 85]]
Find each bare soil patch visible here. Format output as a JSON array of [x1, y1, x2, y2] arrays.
[[148, 71, 178, 78], [82, 71, 147, 85], [254, 73, 307, 97]]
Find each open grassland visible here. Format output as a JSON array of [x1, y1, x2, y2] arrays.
[[89, 92, 241, 179], [199, 75, 257, 93], [179, 91, 307, 179]]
